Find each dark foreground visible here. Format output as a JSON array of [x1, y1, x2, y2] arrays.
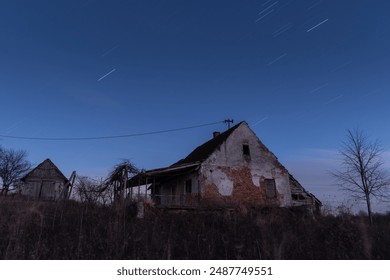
[[0, 197, 389, 259]]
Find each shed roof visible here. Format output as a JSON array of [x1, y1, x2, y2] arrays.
[[21, 158, 68, 182]]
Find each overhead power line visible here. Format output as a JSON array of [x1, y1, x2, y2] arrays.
[[0, 121, 224, 141]]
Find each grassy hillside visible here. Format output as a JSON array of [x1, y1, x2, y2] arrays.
[[0, 196, 389, 259]]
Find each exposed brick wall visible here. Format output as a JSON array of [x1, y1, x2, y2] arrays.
[[226, 166, 280, 207], [201, 166, 280, 207], [200, 176, 229, 207]]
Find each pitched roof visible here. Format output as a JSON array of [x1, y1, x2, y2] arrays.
[[172, 121, 244, 166], [21, 158, 68, 182]]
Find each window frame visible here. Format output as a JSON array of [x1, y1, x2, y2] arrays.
[[265, 178, 276, 199], [242, 144, 250, 156], [185, 179, 192, 194]]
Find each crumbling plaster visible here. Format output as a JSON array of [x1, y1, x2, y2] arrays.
[[200, 123, 292, 206]]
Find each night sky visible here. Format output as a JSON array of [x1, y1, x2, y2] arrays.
[[1, 0, 389, 211]]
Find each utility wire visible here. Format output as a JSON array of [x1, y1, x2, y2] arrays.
[[0, 121, 224, 141]]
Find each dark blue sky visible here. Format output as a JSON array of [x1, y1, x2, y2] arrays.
[[1, 0, 389, 210]]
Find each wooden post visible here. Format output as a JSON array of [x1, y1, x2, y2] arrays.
[[197, 176, 201, 206], [153, 176, 156, 203], [38, 180, 44, 199], [145, 176, 148, 199], [122, 166, 128, 203], [65, 171, 76, 200], [138, 174, 141, 200], [127, 166, 131, 201]]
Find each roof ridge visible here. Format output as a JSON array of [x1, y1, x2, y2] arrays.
[[171, 121, 245, 166], [21, 158, 68, 182]]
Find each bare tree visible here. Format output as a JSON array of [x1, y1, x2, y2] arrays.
[[106, 160, 138, 202], [73, 176, 112, 205], [0, 146, 31, 196], [333, 129, 390, 224]]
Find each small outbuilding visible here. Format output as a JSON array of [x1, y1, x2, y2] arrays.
[[21, 158, 73, 200]]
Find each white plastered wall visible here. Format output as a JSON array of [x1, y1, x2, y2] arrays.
[[200, 123, 292, 206]]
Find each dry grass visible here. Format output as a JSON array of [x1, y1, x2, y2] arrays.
[[0, 196, 389, 259]]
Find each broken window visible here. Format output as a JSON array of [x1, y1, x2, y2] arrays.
[[185, 179, 192, 193], [243, 144, 250, 156], [265, 179, 276, 199]]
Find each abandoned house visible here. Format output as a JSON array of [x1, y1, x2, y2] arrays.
[[21, 158, 74, 200], [129, 121, 321, 211]]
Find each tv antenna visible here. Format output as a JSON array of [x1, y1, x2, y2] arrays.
[[224, 119, 234, 129]]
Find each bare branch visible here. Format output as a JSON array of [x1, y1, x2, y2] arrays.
[[0, 146, 31, 196]]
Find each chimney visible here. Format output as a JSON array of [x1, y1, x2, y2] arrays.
[[213, 131, 220, 138]]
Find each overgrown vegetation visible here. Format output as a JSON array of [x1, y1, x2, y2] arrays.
[[0, 196, 389, 260], [0, 146, 31, 196]]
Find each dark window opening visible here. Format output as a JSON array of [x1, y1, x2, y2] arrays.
[[185, 179, 192, 193], [243, 144, 250, 156], [265, 179, 276, 199], [292, 194, 306, 201]]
